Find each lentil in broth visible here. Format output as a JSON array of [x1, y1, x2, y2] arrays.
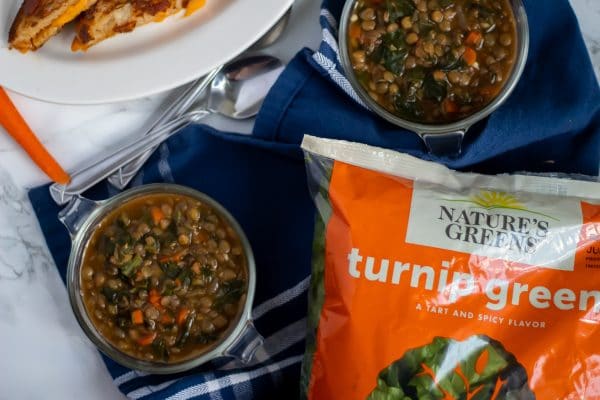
[[80, 193, 247, 363], [348, 0, 518, 123]]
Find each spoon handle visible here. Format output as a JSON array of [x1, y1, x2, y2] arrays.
[[106, 7, 292, 190], [107, 66, 223, 190], [49, 110, 209, 205]]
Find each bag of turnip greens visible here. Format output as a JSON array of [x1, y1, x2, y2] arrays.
[[299, 135, 600, 400]]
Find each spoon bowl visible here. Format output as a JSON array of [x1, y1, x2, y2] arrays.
[[207, 55, 284, 119]]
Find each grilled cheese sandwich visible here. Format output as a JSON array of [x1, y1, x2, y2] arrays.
[[72, 0, 206, 51], [52, 0, 89, 27], [9, 0, 98, 52]]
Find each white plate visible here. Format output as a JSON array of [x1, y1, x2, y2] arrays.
[[0, 0, 293, 104]]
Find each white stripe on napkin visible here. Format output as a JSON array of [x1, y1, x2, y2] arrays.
[[311, 52, 367, 108], [166, 355, 303, 400], [322, 28, 342, 64], [115, 274, 310, 387], [125, 317, 308, 399], [221, 318, 307, 370], [115, 370, 149, 386], [252, 275, 310, 320], [117, 315, 308, 390], [209, 388, 224, 400], [247, 318, 307, 365], [320, 8, 338, 33], [129, 379, 177, 399], [232, 376, 253, 400]]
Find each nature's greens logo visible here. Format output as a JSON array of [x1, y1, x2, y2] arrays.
[[468, 191, 525, 210], [444, 191, 559, 221], [437, 191, 556, 254]]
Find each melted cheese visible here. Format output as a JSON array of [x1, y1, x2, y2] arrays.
[[154, 11, 168, 22], [52, 0, 89, 28], [185, 0, 206, 16]]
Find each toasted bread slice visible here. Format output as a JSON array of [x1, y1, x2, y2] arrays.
[[9, 0, 98, 52], [72, 0, 206, 51]]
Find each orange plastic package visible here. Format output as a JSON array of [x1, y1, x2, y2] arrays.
[[299, 136, 600, 400]]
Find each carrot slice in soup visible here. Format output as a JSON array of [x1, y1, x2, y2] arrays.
[[463, 47, 477, 66]]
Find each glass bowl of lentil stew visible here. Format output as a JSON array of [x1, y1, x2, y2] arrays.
[[339, 0, 529, 154], [61, 184, 260, 374]]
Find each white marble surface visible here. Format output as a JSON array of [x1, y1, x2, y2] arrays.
[[0, 1, 598, 399]]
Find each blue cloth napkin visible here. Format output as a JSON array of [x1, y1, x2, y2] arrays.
[[255, 0, 600, 175], [29, 129, 313, 400], [27, 0, 600, 399]]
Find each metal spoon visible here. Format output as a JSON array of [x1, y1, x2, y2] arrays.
[[49, 55, 284, 205], [107, 8, 292, 190]]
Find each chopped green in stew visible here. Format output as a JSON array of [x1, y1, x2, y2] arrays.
[[80, 194, 247, 363], [348, 0, 517, 123]]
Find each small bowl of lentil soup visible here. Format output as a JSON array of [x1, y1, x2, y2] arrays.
[[59, 184, 261, 374], [339, 0, 529, 155]]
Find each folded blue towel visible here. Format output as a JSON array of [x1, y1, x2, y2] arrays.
[[29, 129, 313, 400], [28, 1, 599, 399], [255, 0, 600, 175]]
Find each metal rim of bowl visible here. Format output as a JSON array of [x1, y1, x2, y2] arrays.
[[338, 0, 530, 136], [66, 183, 257, 374]]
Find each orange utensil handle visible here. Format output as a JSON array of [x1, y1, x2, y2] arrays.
[[0, 88, 70, 184]]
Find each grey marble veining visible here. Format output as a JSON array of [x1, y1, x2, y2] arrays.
[[570, 0, 600, 80], [0, 168, 126, 399], [2, 121, 182, 397], [0, 169, 51, 280]]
